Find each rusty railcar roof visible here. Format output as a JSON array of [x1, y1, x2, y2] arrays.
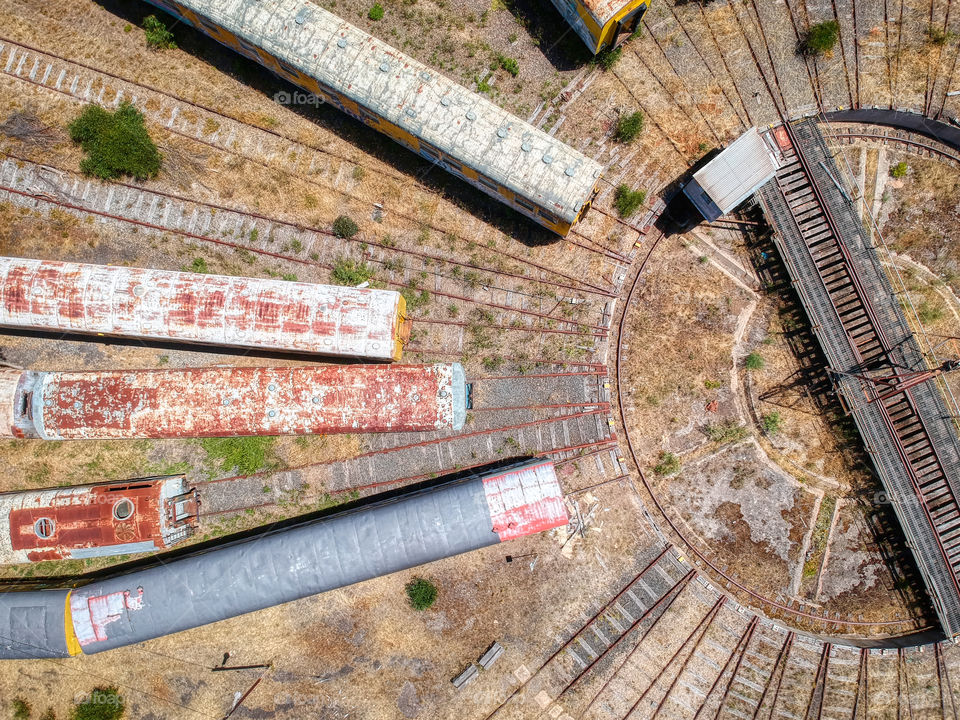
[[181, 0, 603, 223], [0, 476, 195, 564], [10, 363, 464, 440], [0, 257, 404, 361]]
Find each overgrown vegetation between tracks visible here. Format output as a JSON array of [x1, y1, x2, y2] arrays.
[[68, 103, 161, 181]]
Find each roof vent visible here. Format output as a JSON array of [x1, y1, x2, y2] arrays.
[[420, 71, 432, 81], [379, 61, 390, 72], [440, 96, 451, 107], [337, 37, 347, 48], [295, 7, 307, 24], [466, 110, 477, 121], [497, 127, 508, 139], [565, 166, 576, 177], [405, 108, 417, 118], [112, 499, 134, 521], [521, 141, 532, 152], [543, 154, 554, 164], [34, 517, 55, 539]]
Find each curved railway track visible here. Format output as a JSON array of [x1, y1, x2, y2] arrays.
[[613, 231, 931, 636]]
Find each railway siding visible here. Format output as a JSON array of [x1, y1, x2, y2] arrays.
[[757, 118, 960, 638]]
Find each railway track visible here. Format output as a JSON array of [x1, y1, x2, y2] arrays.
[[760, 118, 960, 638], [195, 372, 620, 518], [0, 157, 617, 366], [823, 124, 960, 166], [0, 36, 633, 288], [612, 230, 929, 636]]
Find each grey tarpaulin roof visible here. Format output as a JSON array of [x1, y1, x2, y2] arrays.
[[69, 473, 500, 653], [0, 590, 71, 659]]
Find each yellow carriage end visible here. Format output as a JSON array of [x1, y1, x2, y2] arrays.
[[392, 293, 411, 362], [64, 591, 82, 656]]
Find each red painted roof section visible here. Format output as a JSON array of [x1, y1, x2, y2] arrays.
[[36, 364, 458, 439], [0, 257, 403, 360], [483, 461, 568, 541], [3, 478, 197, 562]]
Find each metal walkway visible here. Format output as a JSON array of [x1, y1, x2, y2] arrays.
[[756, 118, 960, 639]]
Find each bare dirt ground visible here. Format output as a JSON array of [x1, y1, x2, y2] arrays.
[[616, 231, 923, 630]]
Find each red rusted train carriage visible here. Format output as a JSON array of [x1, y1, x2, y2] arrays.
[[0, 257, 411, 361], [0, 476, 198, 564], [0, 363, 467, 440]]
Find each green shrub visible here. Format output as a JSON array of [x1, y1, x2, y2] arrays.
[[803, 20, 839, 55], [201, 437, 277, 476], [762, 411, 783, 434], [653, 451, 681, 476], [401, 286, 430, 311], [332, 215, 359, 238], [703, 379, 722, 390], [475, 75, 492, 93], [705, 420, 748, 444], [745, 352, 765, 370], [614, 184, 646, 218], [596, 46, 622, 71], [68, 103, 161, 181], [482, 356, 504, 371], [405, 577, 438, 610], [917, 300, 943, 323], [72, 688, 124, 720], [332, 257, 374, 286], [143, 14, 176, 50], [13, 698, 30, 720], [496, 54, 520, 77], [189, 257, 209, 274], [614, 111, 644, 142], [368, 3, 384, 20], [890, 161, 908, 178]]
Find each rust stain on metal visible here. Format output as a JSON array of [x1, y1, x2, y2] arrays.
[[0, 257, 406, 361], [0, 477, 198, 563], [2, 364, 463, 440]]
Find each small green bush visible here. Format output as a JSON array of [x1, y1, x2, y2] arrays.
[[189, 257, 209, 274], [333, 215, 359, 238], [68, 103, 162, 181], [653, 451, 681, 476], [705, 420, 748, 444], [405, 577, 438, 610], [745, 352, 765, 371], [596, 46, 622, 71], [762, 411, 783, 434], [803, 20, 839, 56], [332, 257, 374, 286], [614, 111, 644, 143], [401, 286, 430, 311], [614, 184, 646, 218], [368, 3, 384, 20], [72, 687, 124, 720], [917, 300, 944, 324], [143, 14, 176, 50], [890, 161, 908, 178], [496, 54, 520, 77], [13, 698, 31, 720]]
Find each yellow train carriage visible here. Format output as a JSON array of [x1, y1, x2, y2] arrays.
[[548, 0, 650, 55], [144, 0, 603, 236]]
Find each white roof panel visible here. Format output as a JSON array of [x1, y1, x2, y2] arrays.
[[187, 0, 603, 223], [692, 128, 780, 214]]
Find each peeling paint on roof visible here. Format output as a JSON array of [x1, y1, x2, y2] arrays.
[[1, 364, 465, 440], [0, 257, 405, 361], [483, 460, 568, 541], [0, 476, 197, 564], [171, 0, 603, 223]]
